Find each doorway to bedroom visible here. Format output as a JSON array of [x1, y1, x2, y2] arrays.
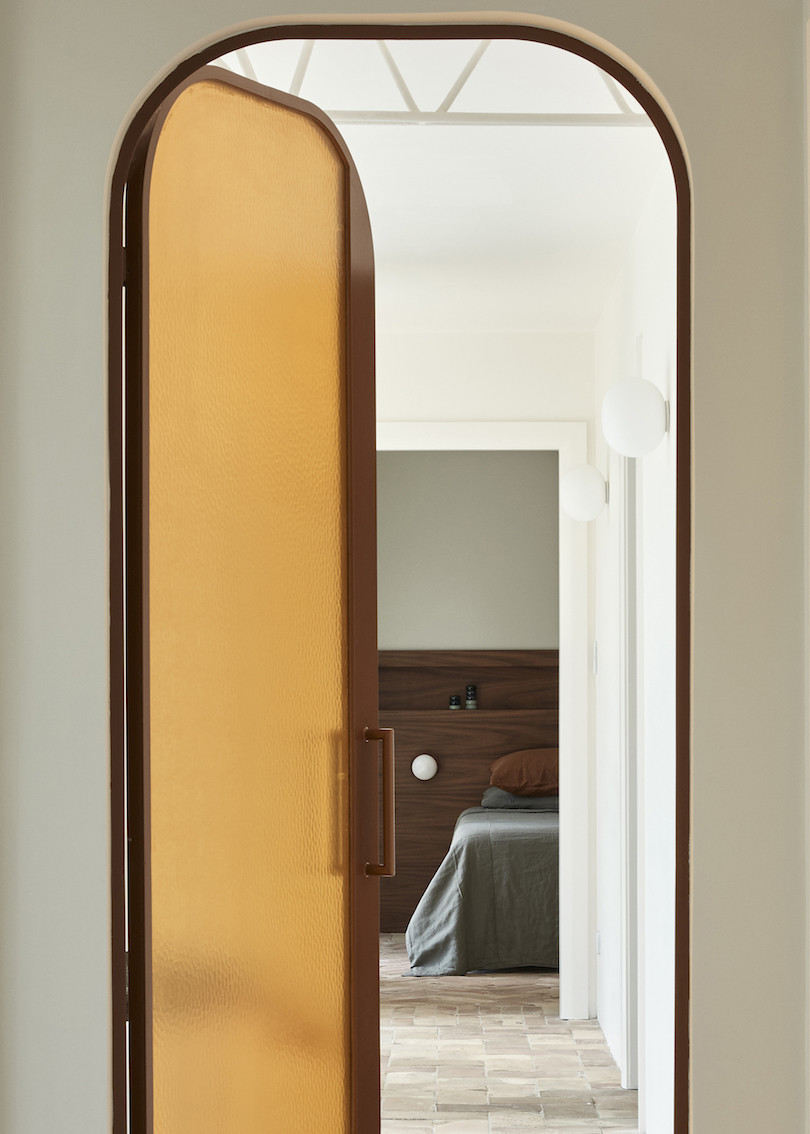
[[374, 447, 584, 1127], [375, 448, 561, 964], [111, 23, 686, 1134]]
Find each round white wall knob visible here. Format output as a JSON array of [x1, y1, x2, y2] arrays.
[[411, 753, 438, 780]]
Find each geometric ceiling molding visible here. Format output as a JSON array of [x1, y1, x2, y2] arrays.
[[219, 39, 651, 128]]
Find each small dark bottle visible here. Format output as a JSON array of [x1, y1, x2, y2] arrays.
[[465, 684, 478, 710], [448, 694, 462, 710]]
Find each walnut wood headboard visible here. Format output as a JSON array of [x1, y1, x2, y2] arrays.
[[378, 648, 559, 933]]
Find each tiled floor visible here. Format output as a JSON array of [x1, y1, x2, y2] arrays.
[[380, 934, 638, 1133]]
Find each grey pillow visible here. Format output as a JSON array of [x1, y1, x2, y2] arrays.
[[481, 786, 559, 811]]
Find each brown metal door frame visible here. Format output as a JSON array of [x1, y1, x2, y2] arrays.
[[109, 22, 691, 1134]]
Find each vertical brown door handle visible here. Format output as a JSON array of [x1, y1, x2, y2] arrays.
[[364, 727, 396, 877]]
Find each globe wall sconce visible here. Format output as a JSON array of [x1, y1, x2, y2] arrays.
[[601, 378, 668, 458], [560, 464, 608, 522]]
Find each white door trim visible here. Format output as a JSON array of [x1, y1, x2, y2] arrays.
[[620, 458, 640, 1086], [376, 420, 592, 1019]]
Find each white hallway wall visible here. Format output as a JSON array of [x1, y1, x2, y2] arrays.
[[594, 164, 678, 1133], [376, 329, 595, 421], [0, 5, 806, 1134]]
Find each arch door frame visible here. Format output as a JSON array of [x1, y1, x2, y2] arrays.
[[109, 19, 691, 1133]]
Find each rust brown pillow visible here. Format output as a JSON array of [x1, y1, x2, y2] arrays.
[[489, 748, 558, 796]]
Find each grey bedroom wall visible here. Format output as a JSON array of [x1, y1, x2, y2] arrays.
[[376, 450, 559, 649]]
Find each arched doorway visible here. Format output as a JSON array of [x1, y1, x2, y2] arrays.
[[109, 21, 690, 1134]]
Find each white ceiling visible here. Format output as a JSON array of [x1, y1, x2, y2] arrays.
[[217, 38, 672, 332]]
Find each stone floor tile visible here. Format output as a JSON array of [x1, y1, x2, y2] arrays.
[[535, 1056, 582, 1072], [487, 1093, 543, 1108], [579, 1050, 616, 1066], [593, 1089, 638, 1110], [382, 1095, 435, 1111], [487, 1097, 544, 1111], [385, 1071, 438, 1085], [378, 1120, 435, 1129], [539, 1088, 595, 1100], [542, 1124, 601, 1131], [542, 1099, 599, 1121], [544, 1123, 602, 1131], [535, 1077, 591, 1091], [436, 1076, 487, 1090], [485, 1055, 536, 1072], [435, 1101, 491, 1110], [489, 1111, 547, 1128], [381, 1112, 438, 1123], [435, 1090, 488, 1105], [584, 1067, 622, 1085], [386, 1063, 442, 1076], [384, 1082, 437, 1096], [436, 1065, 488, 1079]]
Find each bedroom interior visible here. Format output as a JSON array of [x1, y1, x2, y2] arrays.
[[113, 27, 677, 1134], [375, 450, 560, 948]]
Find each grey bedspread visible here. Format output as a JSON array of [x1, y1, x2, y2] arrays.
[[405, 807, 559, 976]]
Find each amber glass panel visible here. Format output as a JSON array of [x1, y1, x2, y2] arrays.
[[146, 79, 349, 1133]]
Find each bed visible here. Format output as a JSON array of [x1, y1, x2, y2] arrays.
[[405, 802, 559, 976]]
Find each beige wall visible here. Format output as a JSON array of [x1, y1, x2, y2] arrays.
[[0, 5, 806, 1134]]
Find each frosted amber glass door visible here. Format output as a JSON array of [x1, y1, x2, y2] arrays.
[[134, 71, 378, 1134]]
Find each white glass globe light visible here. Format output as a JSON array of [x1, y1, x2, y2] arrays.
[[411, 753, 438, 780], [601, 378, 667, 457], [560, 464, 607, 522]]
